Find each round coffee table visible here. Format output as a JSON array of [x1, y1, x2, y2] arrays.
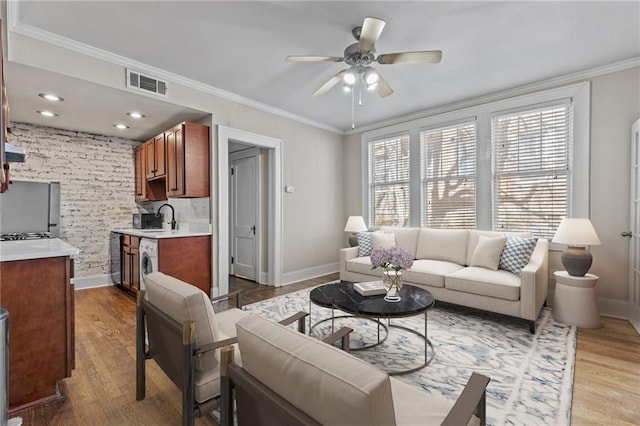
[[309, 281, 435, 375]]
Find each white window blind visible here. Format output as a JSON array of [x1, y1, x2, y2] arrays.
[[420, 122, 476, 229], [492, 102, 571, 238], [369, 134, 410, 227]]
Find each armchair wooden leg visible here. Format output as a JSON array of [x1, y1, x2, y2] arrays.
[[182, 322, 196, 426], [136, 292, 146, 401], [220, 346, 235, 426]]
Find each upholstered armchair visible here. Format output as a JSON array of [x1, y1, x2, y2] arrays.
[[220, 314, 491, 426], [135, 272, 309, 426]]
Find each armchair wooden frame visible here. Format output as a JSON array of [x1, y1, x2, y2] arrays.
[[135, 290, 311, 426], [219, 344, 490, 426]]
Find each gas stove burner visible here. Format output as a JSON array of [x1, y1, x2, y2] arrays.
[[0, 232, 54, 241]]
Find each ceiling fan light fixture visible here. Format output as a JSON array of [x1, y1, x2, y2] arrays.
[[364, 67, 379, 85], [367, 82, 378, 91], [343, 83, 352, 93], [343, 70, 357, 85]]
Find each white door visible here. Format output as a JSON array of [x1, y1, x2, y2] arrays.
[[230, 150, 260, 281], [629, 118, 640, 333]]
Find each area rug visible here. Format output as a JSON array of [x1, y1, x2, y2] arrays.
[[243, 285, 577, 426]]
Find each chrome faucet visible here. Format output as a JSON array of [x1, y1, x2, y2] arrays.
[[157, 204, 176, 230]]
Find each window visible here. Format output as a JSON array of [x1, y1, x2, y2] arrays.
[[492, 103, 571, 238], [369, 134, 410, 227], [420, 122, 476, 228]]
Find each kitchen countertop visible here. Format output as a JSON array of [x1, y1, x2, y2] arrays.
[[0, 238, 80, 262], [113, 229, 212, 239]]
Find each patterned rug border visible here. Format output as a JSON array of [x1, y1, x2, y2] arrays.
[[243, 283, 577, 426]]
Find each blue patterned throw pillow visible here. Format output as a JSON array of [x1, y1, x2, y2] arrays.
[[357, 232, 374, 257], [499, 236, 538, 275]]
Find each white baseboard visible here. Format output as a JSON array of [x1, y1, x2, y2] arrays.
[[281, 262, 339, 287], [72, 274, 114, 290], [598, 297, 632, 319]]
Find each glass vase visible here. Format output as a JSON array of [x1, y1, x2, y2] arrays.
[[383, 269, 403, 302]]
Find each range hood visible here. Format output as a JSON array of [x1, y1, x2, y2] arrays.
[[5, 143, 25, 162]]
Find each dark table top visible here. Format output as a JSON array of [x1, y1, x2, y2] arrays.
[[310, 280, 434, 318]]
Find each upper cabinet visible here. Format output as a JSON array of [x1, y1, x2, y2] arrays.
[[165, 122, 209, 198], [145, 133, 166, 180], [134, 121, 209, 200]]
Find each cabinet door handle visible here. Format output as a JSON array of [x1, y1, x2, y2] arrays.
[[170, 187, 178, 191]]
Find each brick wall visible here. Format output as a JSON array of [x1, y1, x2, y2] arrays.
[[8, 122, 140, 278]]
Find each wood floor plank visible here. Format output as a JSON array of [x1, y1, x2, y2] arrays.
[[11, 274, 640, 425]]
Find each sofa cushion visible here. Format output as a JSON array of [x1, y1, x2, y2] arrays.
[[466, 230, 532, 266], [380, 226, 420, 258], [403, 259, 465, 288], [499, 236, 538, 276], [346, 256, 385, 277], [445, 267, 521, 301], [416, 228, 469, 265], [236, 315, 396, 425], [144, 272, 220, 373], [470, 235, 507, 270], [371, 231, 396, 248], [357, 232, 374, 257]]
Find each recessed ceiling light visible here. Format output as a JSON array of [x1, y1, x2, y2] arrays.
[[37, 110, 58, 117], [38, 93, 64, 102], [114, 124, 129, 130], [127, 112, 145, 119]]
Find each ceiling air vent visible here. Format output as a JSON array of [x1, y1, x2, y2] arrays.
[[126, 69, 168, 96]]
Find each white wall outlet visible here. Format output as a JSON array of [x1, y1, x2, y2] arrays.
[[284, 186, 294, 193]]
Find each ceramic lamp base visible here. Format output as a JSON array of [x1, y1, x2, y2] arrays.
[[348, 233, 359, 247], [561, 246, 592, 277]]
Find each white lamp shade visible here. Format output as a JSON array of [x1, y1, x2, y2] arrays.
[[552, 218, 601, 246], [344, 216, 368, 233]]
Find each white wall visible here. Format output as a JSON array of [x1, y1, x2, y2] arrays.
[[343, 66, 640, 316], [589, 67, 640, 308]]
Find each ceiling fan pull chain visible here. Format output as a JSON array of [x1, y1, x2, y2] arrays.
[[351, 89, 355, 129]]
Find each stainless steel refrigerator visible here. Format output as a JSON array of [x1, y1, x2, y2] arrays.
[[0, 180, 61, 236]]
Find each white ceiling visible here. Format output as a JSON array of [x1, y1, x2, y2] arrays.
[[7, 1, 640, 136]]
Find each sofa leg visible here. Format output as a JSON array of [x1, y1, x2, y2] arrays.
[[528, 321, 535, 334], [543, 298, 548, 308]]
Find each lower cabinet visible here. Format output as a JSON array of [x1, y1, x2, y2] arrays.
[[0, 256, 75, 412], [158, 236, 212, 296], [122, 235, 140, 293]]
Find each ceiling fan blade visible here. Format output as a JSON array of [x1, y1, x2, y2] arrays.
[[312, 70, 347, 97], [377, 50, 443, 64], [286, 55, 343, 62], [375, 73, 394, 97], [358, 17, 386, 52]]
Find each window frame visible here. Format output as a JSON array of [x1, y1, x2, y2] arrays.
[[361, 82, 590, 238]]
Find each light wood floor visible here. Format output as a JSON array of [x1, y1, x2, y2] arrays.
[[13, 274, 640, 425]]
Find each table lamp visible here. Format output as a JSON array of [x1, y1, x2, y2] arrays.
[[552, 218, 601, 276], [344, 216, 368, 247]]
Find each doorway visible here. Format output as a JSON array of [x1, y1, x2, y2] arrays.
[[229, 148, 261, 282], [217, 126, 283, 296]]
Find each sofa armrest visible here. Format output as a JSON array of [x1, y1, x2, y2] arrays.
[[520, 238, 549, 321], [339, 246, 360, 280]]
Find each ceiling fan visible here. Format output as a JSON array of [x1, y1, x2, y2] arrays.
[[286, 17, 442, 98]]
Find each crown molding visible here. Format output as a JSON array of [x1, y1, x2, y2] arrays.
[[6, 2, 344, 135], [346, 56, 640, 135]]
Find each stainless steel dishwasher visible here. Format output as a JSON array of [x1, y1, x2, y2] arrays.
[[109, 231, 122, 285]]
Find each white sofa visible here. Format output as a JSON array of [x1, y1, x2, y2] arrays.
[[340, 227, 549, 332]]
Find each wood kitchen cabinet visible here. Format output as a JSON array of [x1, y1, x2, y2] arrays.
[[158, 235, 212, 295], [134, 144, 146, 201], [0, 256, 75, 412], [135, 143, 166, 202], [122, 234, 140, 293], [165, 122, 210, 198], [145, 133, 166, 180]]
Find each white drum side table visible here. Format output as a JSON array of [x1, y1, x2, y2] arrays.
[[553, 271, 601, 328]]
